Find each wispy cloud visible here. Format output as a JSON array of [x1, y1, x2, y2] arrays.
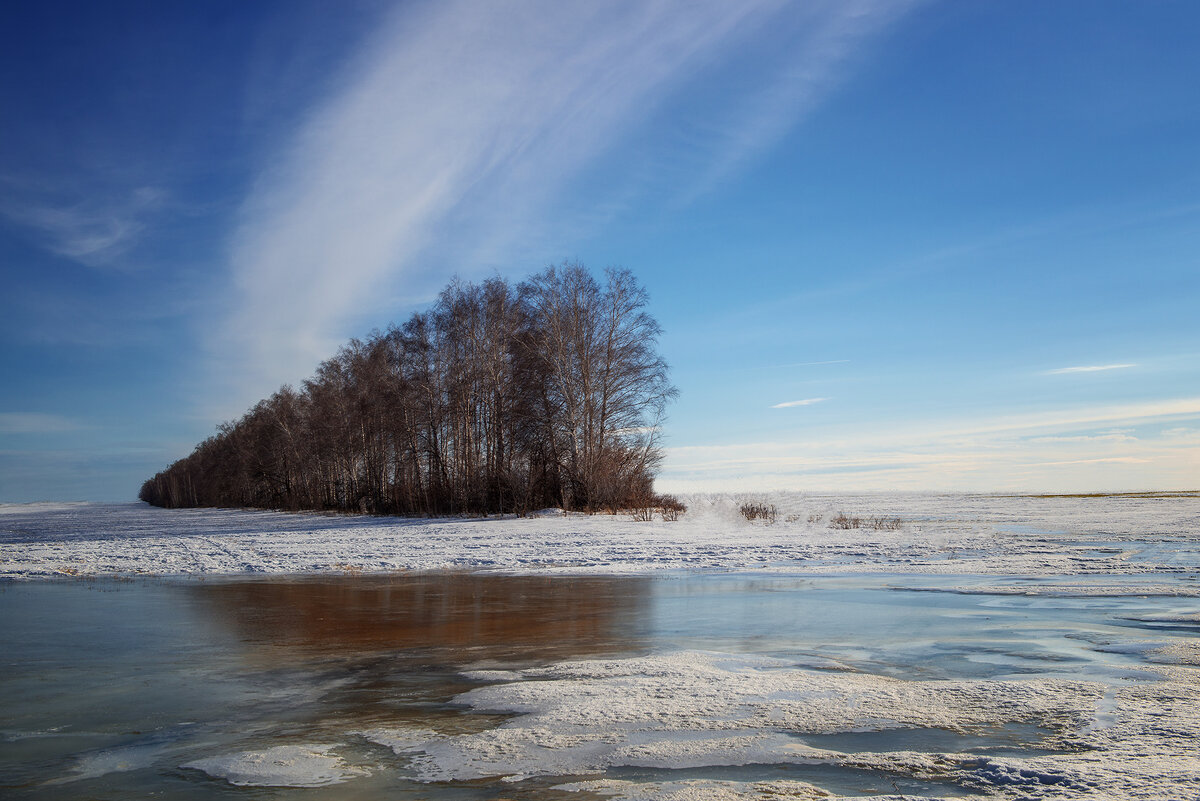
[[659, 397, 1200, 492], [0, 185, 165, 267], [1030, 457, 1150, 467], [1028, 429, 1137, 444], [779, 360, 850, 368], [771, 397, 829, 409], [0, 413, 83, 434], [214, 0, 915, 411], [1044, 363, 1137, 375]]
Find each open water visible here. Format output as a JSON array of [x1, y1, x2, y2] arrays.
[[1, 571, 1197, 799]]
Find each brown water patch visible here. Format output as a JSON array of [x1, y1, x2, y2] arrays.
[[188, 573, 651, 666]]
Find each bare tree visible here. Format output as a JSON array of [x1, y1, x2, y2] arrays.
[[141, 264, 676, 516], [519, 263, 677, 510]]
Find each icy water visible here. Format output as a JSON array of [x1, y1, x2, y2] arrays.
[[1, 571, 1197, 799]]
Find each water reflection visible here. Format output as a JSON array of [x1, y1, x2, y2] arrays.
[[189, 573, 651, 665]]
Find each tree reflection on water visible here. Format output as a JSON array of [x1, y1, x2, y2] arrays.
[[189, 573, 651, 667]]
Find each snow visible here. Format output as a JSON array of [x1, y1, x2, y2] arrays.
[[555, 778, 844, 800], [1, 492, 1198, 579], [386, 650, 1200, 800], [46, 741, 170, 784], [397, 650, 1103, 781], [180, 744, 367, 787]]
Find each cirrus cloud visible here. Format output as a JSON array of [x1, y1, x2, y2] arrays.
[[771, 398, 830, 409], [210, 0, 920, 415], [1044, 364, 1137, 375]]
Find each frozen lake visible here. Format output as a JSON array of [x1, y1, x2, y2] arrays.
[[1, 495, 1198, 799]]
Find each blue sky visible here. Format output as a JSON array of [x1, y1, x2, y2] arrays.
[[2, 0, 1198, 502]]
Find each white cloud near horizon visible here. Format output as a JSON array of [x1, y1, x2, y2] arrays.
[[658, 397, 1200, 492], [1045, 363, 1137, 375], [213, 0, 916, 414], [771, 397, 829, 409]]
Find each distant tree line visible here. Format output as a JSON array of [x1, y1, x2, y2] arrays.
[[140, 263, 678, 516]]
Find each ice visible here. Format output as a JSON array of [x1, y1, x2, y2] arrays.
[[357, 726, 443, 754], [45, 742, 168, 784], [180, 744, 366, 787], [555, 778, 846, 800], [383, 648, 1200, 799], [399, 651, 1102, 783]]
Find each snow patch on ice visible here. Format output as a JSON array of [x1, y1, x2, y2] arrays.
[[46, 742, 168, 784], [372, 648, 1200, 799], [555, 778, 842, 800], [181, 744, 366, 787], [460, 668, 523, 682], [399, 650, 1101, 783]]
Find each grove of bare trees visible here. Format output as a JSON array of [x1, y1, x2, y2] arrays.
[[139, 263, 678, 516]]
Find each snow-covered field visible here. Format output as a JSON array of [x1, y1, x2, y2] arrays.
[[3, 493, 1199, 800], [2, 492, 1198, 580]]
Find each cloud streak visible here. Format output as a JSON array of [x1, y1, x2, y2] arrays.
[[214, 0, 914, 412], [771, 398, 829, 409], [0, 413, 83, 434], [1045, 363, 1137, 375], [659, 397, 1200, 492]]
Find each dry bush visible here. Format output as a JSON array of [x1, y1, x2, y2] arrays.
[[784, 513, 801, 524], [628, 494, 687, 522], [740, 502, 777, 524], [829, 512, 862, 529], [829, 512, 902, 530], [807, 513, 823, 524], [658, 494, 686, 522]]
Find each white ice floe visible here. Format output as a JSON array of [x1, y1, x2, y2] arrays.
[[181, 744, 366, 787], [556, 778, 947, 801], [2, 492, 1198, 579], [378, 649, 1200, 800], [398, 651, 1102, 783], [917, 583, 1200, 598], [555, 778, 848, 800]]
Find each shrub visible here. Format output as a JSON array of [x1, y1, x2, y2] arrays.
[[829, 512, 861, 529], [829, 512, 902, 530], [628, 494, 687, 522], [657, 494, 686, 522], [740, 502, 777, 524]]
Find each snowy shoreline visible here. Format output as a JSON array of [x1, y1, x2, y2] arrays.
[[2, 492, 1197, 581]]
